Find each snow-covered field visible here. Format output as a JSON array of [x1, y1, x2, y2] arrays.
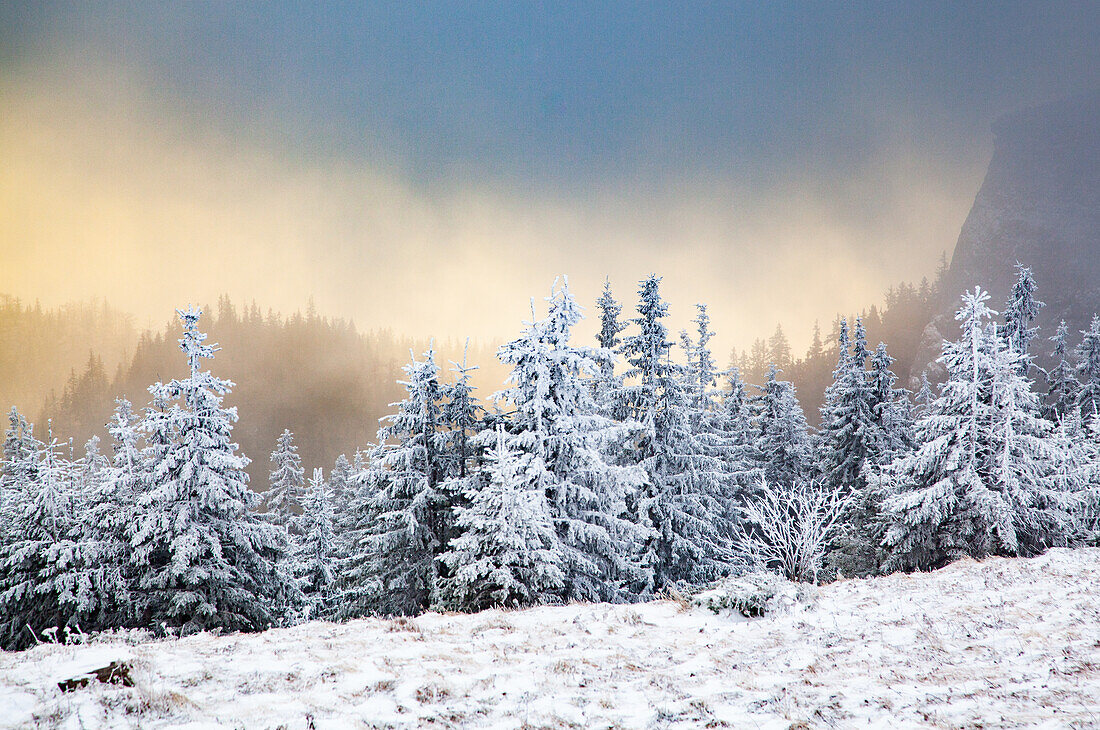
[[2, 549, 1099, 729]]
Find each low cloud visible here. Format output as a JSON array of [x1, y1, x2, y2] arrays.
[[1, 68, 983, 358]]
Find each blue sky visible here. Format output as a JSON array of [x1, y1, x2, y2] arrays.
[[8, 2, 1099, 182]]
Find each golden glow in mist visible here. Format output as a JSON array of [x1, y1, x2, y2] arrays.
[[0, 68, 983, 356]]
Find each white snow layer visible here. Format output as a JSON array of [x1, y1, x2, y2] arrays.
[[3, 548, 1099, 729]]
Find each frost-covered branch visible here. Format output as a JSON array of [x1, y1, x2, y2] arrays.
[[736, 479, 850, 583]]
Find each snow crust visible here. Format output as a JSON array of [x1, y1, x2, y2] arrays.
[[2, 548, 1099, 729]]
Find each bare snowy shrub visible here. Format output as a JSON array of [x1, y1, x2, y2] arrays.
[[736, 479, 849, 583]]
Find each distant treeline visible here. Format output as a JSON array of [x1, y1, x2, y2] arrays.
[[1, 295, 502, 485]]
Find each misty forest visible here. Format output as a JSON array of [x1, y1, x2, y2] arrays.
[[6, 3, 1100, 726], [2, 259, 1098, 650]]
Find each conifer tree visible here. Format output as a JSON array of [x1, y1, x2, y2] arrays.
[[817, 319, 874, 494], [53, 410, 137, 637], [78, 435, 109, 495], [329, 453, 354, 512], [621, 275, 732, 590], [1075, 315, 1100, 419], [753, 364, 811, 490], [0, 425, 71, 648], [816, 320, 894, 576], [768, 324, 793, 372], [439, 345, 481, 482], [131, 307, 291, 635], [106, 399, 142, 497], [343, 347, 449, 616], [876, 289, 1076, 571], [913, 370, 935, 417], [621, 274, 676, 423], [295, 468, 337, 619], [328, 453, 356, 541], [594, 279, 629, 420], [1046, 320, 1079, 421], [0, 422, 126, 646], [1001, 263, 1043, 376], [0, 408, 36, 535], [438, 429, 564, 611], [681, 304, 758, 535], [482, 279, 646, 601], [680, 305, 720, 413], [868, 342, 914, 454], [1078, 416, 1100, 544], [267, 429, 305, 527], [100, 398, 144, 596], [833, 340, 915, 577]]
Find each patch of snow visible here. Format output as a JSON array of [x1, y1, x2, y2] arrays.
[[2, 549, 1099, 728]]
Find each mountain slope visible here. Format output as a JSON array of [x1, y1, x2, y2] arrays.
[[2, 549, 1098, 729], [914, 92, 1100, 382]]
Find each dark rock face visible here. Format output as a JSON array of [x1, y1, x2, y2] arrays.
[[914, 92, 1100, 384]]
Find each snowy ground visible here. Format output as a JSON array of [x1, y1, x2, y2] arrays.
[[2, 549, 1099, 729]]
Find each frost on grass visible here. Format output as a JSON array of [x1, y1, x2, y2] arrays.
[[3, 548, 1100, 729]]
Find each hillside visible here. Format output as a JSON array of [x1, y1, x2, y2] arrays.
[[2, 549, 1097, 729]]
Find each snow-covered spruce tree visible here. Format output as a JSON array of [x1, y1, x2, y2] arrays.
[[1001, 263, 1043, 377], [334, 448, 372, 566], [1075, 315, 1100, 420], [913, 370, 935, 418], [1046, 320, 1079, 422], [868, 342, 915, 455], [471, 278, 646, 603], [817, 320, 911, 577], [0, 407, 37, 536], [752, 364, 811, 491], [1049, 410, 1098, 544], [45, 429, 134, 635], [131, 307, 293, 635], [438, 429, 564, 611], [430, 345, 487, 592], [719, 363, 762, 495], [680, 304, 720, 415], [594, 279, 629, 420], [437, 345, 483, 503], [720, 366, 755, 446], [876, 288, 1076, 572], [0, 425, 82, 649], [78, 435, 109, 496], [621, 275, 733, 591], [93, 398, 145, 608], [266, 429, 305, 528], [1078, 416, 1100, 544], [294, 468, 337, 619], [28, 407, 143, 641], [816, 318, 875, 495], [440, 346, 481, 476], [680, 304, 758, 538], [984, 329, 1077, 552], [328, 452, 356, 543], [342, 346, 450, 617], [329, 453, 354, 514], [833, 341, 917, 577]]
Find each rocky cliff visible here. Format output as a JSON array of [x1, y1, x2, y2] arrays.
[[913, 91, 1100, 382]]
